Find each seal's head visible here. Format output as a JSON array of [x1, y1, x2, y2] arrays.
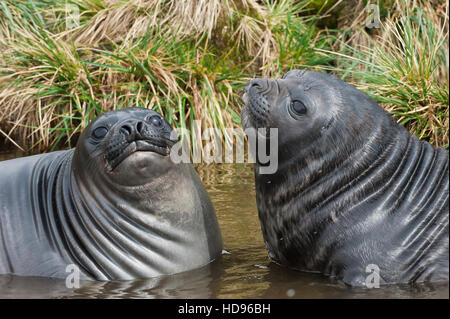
[[241, 69, 391, 166], [240, 70, 445, 286], [73, 107, 178, 187], [68, 107, 222, 280]]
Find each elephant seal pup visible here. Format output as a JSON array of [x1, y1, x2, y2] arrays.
[[241, 69, 448, 286], [0, 107, 223, 281]]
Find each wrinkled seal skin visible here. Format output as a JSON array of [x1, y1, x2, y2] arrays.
[[241, 70, 449, 286], [0, 107, 223, 281]]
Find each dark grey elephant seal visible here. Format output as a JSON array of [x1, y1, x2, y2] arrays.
[[0, 107, 223, 281], [241, 69, 448, 286]]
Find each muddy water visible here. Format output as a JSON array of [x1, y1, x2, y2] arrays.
[[0, 151, 448, 299]]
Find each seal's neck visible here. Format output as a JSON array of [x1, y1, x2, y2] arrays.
[[34, 151, 220, 280], [256, 110, 401, 208], [255, 110, 448, 275], [254, 112, 409, 267]]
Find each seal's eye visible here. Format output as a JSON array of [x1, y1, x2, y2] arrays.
[[290, 100, 307, 116], [148, 115, 163, 127], [92, 127, 108, 139]]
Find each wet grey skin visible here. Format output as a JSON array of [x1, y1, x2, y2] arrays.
[[0, 107, 223, 281], [241, 69, 449, 287]]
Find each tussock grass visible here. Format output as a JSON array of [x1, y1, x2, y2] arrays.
[[320, 0, 449, 148], [0, 0, 447, 152], [0, 0, 326, 152]]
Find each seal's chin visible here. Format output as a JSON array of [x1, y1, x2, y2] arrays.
[[240, 84, 271, 135], [106, 138, 175, 172], [241, 105, 252, 130], [241, 92, 259, 130], [241, 105, 271, 140], [108, 151, 173, 186]]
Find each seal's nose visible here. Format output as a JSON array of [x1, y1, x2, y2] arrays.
[[248, 79, 266, 92], [119, 120, 146, 139], [120, 123, 134, 136], [136, 121, 145, 135]]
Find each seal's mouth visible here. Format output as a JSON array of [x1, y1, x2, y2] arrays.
[[103, 117, 178, 172], [241, 79, 275, 138], [105, 137, 177, 172]]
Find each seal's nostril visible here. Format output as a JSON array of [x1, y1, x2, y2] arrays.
[[251, 82, 262, 90], [249, 79, 269, 93], [120, 124, 133, 136], [136, 121, 144, 134]]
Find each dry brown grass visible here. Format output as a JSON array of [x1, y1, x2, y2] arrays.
[[1, 0, 312, 151], [321, 0, 449, 148], [0, 0, 447, 151]]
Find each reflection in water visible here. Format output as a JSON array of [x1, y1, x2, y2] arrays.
[[69, 260, 225, 299], [0, 275, 77, 299], [262, 264, 449, 299], [0, 260, 224, 299], [0, 152, 448, 298]]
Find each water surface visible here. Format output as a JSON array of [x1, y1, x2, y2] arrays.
[[0, 151, 448, 299]]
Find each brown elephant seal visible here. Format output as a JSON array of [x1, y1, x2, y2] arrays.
[[0, 107, 223, 281], [241, 69, 448, 287]]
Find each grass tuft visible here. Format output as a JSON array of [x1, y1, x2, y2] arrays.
[[0, 0, 447, 152], [319, 0, 448, 148]]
